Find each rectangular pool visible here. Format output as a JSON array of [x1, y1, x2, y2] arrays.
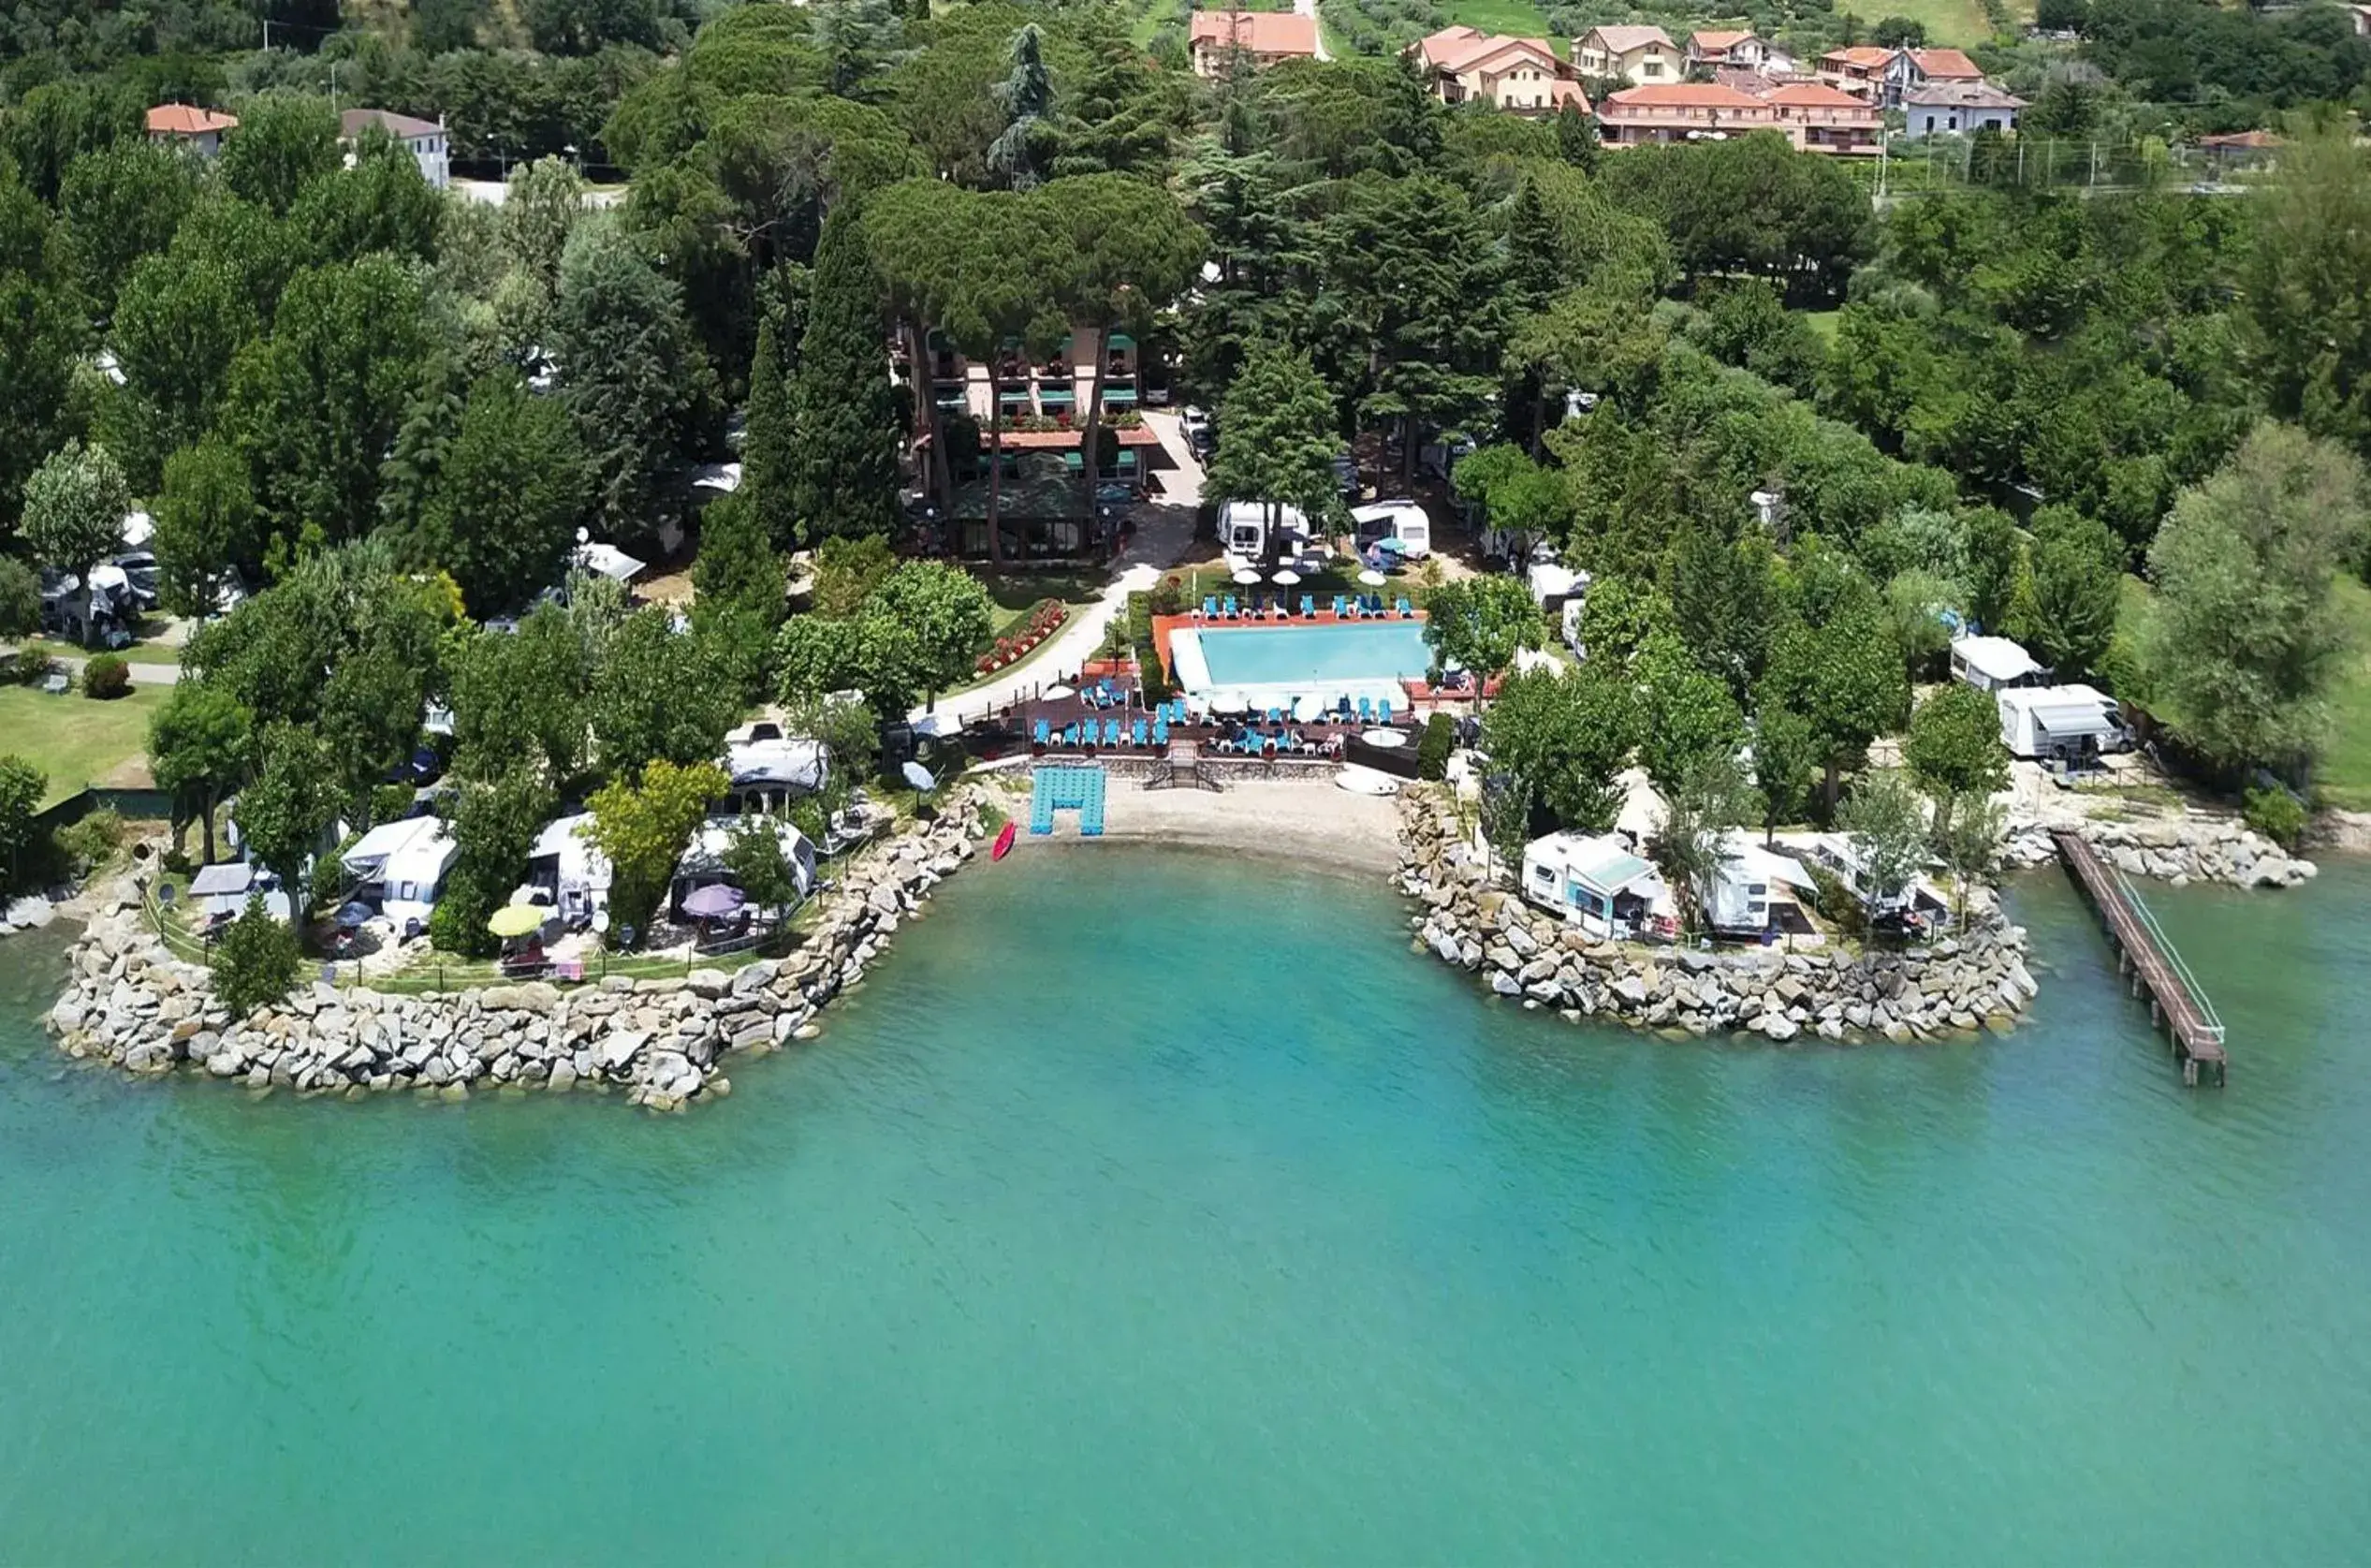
[[1176, 621, 1432, 692]]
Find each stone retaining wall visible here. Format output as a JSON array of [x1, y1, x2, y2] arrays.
[[42, 788, 994, 1113], [2001, 816, 2315, 888], [1397, 790, 2036, 1043]]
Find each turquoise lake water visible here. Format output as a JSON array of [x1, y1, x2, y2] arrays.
[[3, 848, 2369, 1564], [1187, 620, 1433, 689]]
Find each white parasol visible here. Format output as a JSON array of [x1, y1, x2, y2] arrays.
[[1231, 568, 1261, 585], [1271, 568, 1301, 586], [1357, 568, 1387, 587]]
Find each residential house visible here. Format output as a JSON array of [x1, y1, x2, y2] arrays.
[[1758, 81, 1881, 154], [1688, 28, 1793, 74], [1596, 82, 1776, 147], [1901, 80, 2026, 138], [1573, 24, 1679, 84], [1949, 635, 2044, 693], [1520, 830, 1675, 940], [145, 103, 237, 158], [1883, 45, 1983, 109], [1187, 8, 1320, 76], [1815, 46, 1894, 100], [2350, 2, 2371, 35], [1410, 26, 1588, 114], [340, 108, 451, 189]]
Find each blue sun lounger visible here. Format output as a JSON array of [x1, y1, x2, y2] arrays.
[[1300, 594, 1315, 618], [1202, 596, 1217, 619], [1034, 719, 1049, 745], [1222, 596, 1237, 619], [1152, 716, 1168, 745], [1396, 596, 1412, 616], [1132, 718, 1148, 746], [1357, 696, 1375, 725], [1378, 698, 1393, 725]]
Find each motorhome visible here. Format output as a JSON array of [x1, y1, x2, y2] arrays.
[[1997, 684, 2120, 761], [340, 815, 457, 934], [1351, 499, 1433, 560], [1520, 830, 1675, 940], [671, 817, 820, 918], [521, 813, 613, 927], [1699, 830, 1816, 935], [1220, 500, 1310, 562]]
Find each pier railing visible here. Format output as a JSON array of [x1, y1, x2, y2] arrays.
[[2106, 861, 2226, 1047]]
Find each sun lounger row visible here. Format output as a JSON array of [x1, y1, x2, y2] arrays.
[[1194, 594, 1417, 621], [1034, 716, 1174, 751], [1211, 725, 1340, 757]]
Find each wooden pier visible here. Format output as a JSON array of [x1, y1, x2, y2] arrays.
[[2052, 829, 2229, 1086]]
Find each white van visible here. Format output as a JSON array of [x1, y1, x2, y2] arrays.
[[1351, 499, 1432, 560], [1221, 500, 1309, 561]]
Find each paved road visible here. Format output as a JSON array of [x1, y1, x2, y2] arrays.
[[1296, 0, 1331, 59], [910, 410, 1205, 730], [2, 646, 182, 687]]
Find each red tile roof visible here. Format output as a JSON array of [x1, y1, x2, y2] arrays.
[[1822, 46, 1894, 69], [145, 103, 237, 137], [1690, 29, 1754, 51], [1604, 82, 1769, 110], [1761, 81, 1872, 108], [341, 107, 445, 141], [1416, 25, 1560, 73], [1910, 47, 1983, 79], [1188, 9, 1319, 55], [1581, 24, 1676, 52]]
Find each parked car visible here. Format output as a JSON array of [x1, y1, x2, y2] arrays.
[[110, 550, 160, 608], [1179, 406, 1213, 458]]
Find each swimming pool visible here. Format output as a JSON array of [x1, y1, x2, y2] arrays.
[[1172, 621, 1432, 696]]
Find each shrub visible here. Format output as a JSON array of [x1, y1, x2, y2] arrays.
[[1416, 712, 1454, 781], [1804, 861, 1869, 939], [371, 783, 417, 826], [212, 893, 303, 1015], [81, 653, 130, 699], [1149, 575, 1185, 617], [2244, 784, 2307, 851], [9, 652, 59, 687], [55, 808, 124, 872]]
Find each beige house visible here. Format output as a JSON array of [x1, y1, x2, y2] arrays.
[[1816, 46, 1895, 100], [1687, 28, 1793, 74], [1596, 81, 1773, 144], [1573, 24, 1679, 84], [1598, 80, 1880, 155], [1760, 81, 1881, 154], [1410, 26, 1587, 114], [1188, 8, 1321, 76]]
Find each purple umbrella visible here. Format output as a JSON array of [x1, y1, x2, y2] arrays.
[[680, 883, 746, 919]]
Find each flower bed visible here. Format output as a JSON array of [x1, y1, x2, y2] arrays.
[[974, 598, 1071, 674]]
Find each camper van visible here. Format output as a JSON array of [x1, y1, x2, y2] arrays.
[[1220, 501, 1310, 562], [340, 815, 457, 934], [1351, 500, 1432, 561]]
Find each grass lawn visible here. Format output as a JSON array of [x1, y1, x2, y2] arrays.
[[0, 684, 166, 806], [2315, 576, 2371, 811], [1868, 0, 2005, 46], [1442, 0, 1557, 42], [981, 569, 1106, 637], [1800, 309, 1841, 344]]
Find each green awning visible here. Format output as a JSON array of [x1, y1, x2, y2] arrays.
[[1107, 332, 1135, 349], [1105, 384, 1138, 406], [1038, 386, 1076, 407]]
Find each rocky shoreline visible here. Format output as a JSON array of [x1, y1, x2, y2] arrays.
[[1395, 790, 2037, 1043], [42, 788, 993, 1112], [2001, 815, 2316, 889]]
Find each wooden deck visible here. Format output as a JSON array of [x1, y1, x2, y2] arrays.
[[2052, 829, 2230, 1086]]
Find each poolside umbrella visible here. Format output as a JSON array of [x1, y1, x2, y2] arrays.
[[1293, 694, 1325, 723], [1271, 568, 1301, 586], [1357, 568, 1387, 587], [487, 904, 544, 938], [332, 900, 374, 929], [1231, 568, 1261, 585], [1208, 689, 1251, 715], [680, 884, 745, 919]]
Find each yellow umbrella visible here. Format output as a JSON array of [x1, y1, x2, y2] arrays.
[[487, 904, 544, 938]]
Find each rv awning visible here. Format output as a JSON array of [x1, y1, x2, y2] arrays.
[[531, 814, 592, 859], [187, 862, 254, 897], [342, 815, 441, 875], [575, 542, 645, 583], [2032, 699, 2116, 739]]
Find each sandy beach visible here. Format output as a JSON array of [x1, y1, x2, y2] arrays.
[[991, 777, 1404, 875]]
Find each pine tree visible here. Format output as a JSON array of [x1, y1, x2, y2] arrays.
[[787, 206, 900, 545], [744, 316, 798, 550]]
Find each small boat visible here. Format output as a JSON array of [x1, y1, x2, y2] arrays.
[[991, 821, 1017, 860], [1335, 765, 1400, 797]]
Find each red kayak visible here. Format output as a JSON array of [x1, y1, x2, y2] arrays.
[[991, 821, 1017, 861]]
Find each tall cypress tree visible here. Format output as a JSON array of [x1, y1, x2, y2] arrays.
[[787, 205, 900, 545], [744, 316, 798, 549]]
